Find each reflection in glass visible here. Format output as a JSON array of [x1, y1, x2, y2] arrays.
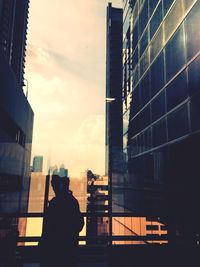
[[112, 217, 167, 245]]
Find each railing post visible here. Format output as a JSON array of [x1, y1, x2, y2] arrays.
[[43, 175, 50, 214]]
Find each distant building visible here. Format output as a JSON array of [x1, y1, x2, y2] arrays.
[[32, 156, 43, 173], [28, 172, 46, 213], [48, 164, 68, 177], [59, 164, 68, 177]]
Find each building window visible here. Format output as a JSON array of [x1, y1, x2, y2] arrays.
[[163, 0, 174, 16], [163, 0, 184, 44], [152, 90, 166, 122], [140, 26, 149, 56], [150, 1, 163, 40], [152, 118, 167, 147], [150, 25, 164, 62], [150, 51, 165, 97], [185, 1, 200, 61], [139, 70, 151, 108], [165, 24, 186, 82], [166, 70, 188, 112], [188, 55, 200, 97], [149, 0, 159, 17], [190, 92, 200, 132], [167, 103, 189, 141]]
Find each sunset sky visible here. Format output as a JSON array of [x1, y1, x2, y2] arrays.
[[25, 0, 122, 176]]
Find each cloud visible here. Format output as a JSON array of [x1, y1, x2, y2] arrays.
[[75, 114, 105, 145], [26, 0, 122, 176]]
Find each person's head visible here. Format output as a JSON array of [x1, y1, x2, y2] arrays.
[[51, 175, 70, 196]]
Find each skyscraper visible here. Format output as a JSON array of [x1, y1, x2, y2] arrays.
[[32, 156, 43, 173], [122, 0, 200, 237], [106, 3, 123, 213], [59, 164, 68, 177], [106, 3, 123, 176], [0, 0, 33, 217]]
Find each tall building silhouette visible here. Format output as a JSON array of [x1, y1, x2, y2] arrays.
[[121, 0, 200, 239], [0, 0, 29, 85], [106, 3, 123, 177], [105, 4, 124, 216], [0, 0, 33, 218]]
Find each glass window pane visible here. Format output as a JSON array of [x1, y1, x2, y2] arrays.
[[131, 86, 139, 116], [139, 71, 151, 108], [183, 0, 197, 15], [185, 1, 200, 61], [190, 92, 200, 132], [140, 104, 151, 130], [140, 26, 149, 56], [188, 55, 200, 96], [166, 70, 188, 111], [132, 47, 139, 69], [165, 25, 186, 82], [143, 127, 152, 151], [132, 64, 139, 89], [163, 0, 184, 44], [152, 90, 166, 122], [140, 47, 150, 77], [152, 118, 167, 147], [132, 21, 139, 52], [149, 0, 159, 17], [150, 2, 163, 40], [163, 0, 174, 16], [150, 51, 165, 97], [167, 104, 189, 141], [138, 0, 149, 37], [150, 25, 163, 62]]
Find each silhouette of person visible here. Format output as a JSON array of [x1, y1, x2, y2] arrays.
[[39, 175, 84, 267]]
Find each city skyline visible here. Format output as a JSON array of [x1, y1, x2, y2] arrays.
[[25, 0, 122, 176]]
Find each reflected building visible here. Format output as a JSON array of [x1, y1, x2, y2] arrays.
[[32, 156, 43, 173], [0, 0, 33, 224], [59, 164, 68, 177], [28, 172, 46, 213], [121, 0, 200, 239]]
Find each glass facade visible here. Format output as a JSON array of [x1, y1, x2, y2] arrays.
[[0, 50, 34, 213], [122, 0, 200, 233], [0, 0, 33, 248]]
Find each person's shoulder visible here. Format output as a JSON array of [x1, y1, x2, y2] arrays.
[[48, 197, 58, 207], [67, 192, 79, 204]]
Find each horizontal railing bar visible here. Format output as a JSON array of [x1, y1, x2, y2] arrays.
[[17, 235, 169, 242], [0, 212, 164, 218]]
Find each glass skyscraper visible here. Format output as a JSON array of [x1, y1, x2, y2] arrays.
[[122, 0, 200, 235], [0, 0, 34, 215]]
